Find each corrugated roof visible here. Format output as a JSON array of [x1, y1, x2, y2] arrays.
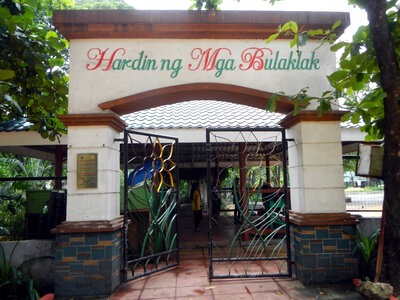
[[0, 102, 359, 132], [122, 100, 285, 129], [0, 118, 32, 132], [340, 120, 363, 129]]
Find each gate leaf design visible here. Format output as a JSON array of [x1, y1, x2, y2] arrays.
[[206, 128, 291, 279], [122, 130, 179, 281]]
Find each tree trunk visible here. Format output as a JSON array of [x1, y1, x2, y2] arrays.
[[364, 0, 400, 291]]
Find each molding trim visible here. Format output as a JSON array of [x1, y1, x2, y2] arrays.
[[53, 10, 350, 40], [279, 110, 347, 129], [51, 216, 124, 233], [98, 83, 295, 115], [289, 211, 360, 226], [58, 113, 127, 132]]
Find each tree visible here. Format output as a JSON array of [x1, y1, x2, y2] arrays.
[[0, 0, 71, 141], [0, 0, 134, 141], [361, 0, 400, 290], [191, 0, 400, 290], [267, 0, 400, 289]]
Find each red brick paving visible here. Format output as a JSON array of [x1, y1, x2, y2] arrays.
[[109, 248, 313, 300]]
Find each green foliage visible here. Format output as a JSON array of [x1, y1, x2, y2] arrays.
[[73, 0, 134, 10], [327, 20, 387, 140], [0, 242, 39, 299], [345, 186, 384, 192], [189, 0, 222, 10], [188, 0, 284, 11], [265, 19, 341, 51], [0, 153, 57, 237], [179, 180, 190, 202], [0, 194, 25, 238], [353, 226, 380, 264], [343, 152, 357, 172], [0, 0, 71, 141], [220, 166, 285, 189], [264, 2, 400, 142], [328, 20, 390, 141], [352, 226, 380, 280]]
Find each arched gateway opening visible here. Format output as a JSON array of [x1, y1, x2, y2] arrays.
[[113, 97, 290, 282], [98, 83, 295, 114], [96, 81, 295, 281], [52, 9, 359, 298]]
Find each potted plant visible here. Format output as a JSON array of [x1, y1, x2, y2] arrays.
[[352, 226, 380, 281]]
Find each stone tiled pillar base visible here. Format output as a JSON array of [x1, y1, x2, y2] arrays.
[[290, 212, 359, 284], [51, 216, 123, 298]]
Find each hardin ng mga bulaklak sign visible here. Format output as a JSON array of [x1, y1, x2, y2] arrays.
[[86, 46, 321, 78], [69, 40, 335, 111]]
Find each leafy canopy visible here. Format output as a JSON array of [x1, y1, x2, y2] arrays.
[[264, 1, 400, 142], [0, 0, 71, 141], [0, 0, 135, 141]]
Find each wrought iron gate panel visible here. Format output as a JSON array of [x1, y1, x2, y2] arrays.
[[122, 130, 179, 281], [206, 128, 291, 279]]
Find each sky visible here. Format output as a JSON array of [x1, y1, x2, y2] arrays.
[[125, 0, 368, 42]]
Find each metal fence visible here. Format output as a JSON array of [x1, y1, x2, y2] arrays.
[[343, 154, 383, 213], [345, 189, 383, 212], [344, 176, 383, 213]]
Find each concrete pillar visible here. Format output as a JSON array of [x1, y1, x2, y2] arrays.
[[280, 111, 359, 284], [52, 113, 127, 298], [282, 112, 346, 213], [65, 127, 121, 221]]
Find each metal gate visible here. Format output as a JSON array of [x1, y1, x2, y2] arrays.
[[206, 128, 291, 279], [122, 130, 180, 281]]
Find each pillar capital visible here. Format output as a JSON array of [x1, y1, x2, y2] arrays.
[[279, 111, 347, 129], [283, 110, 347, 214], [58, 112, 127, 132]]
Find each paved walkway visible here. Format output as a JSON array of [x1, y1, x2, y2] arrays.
[[109, 248, 361, 300]]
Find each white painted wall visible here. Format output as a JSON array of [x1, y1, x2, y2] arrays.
[[69, 39, 336, 113]]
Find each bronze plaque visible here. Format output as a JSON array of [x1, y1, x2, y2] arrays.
[[77, 153, 98, 189]]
